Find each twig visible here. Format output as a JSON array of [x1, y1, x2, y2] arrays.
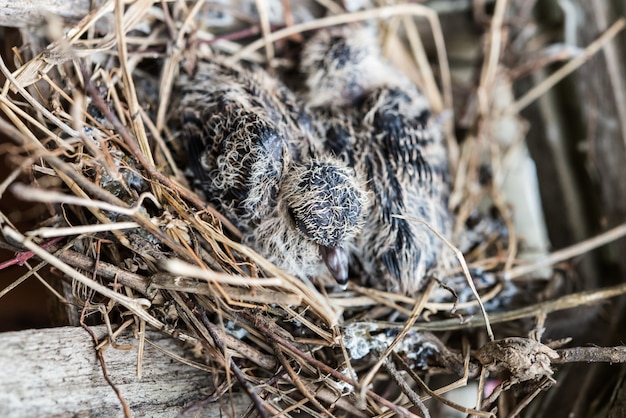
[[395, 215, 494, 341], [504, 222, 626, 280], [476, 0, 509, 115], [163, 258, 291, 288], [11, 184, 160, 217], [0, 236, 63, 271], [244, 312, 419, 418], [0, 54, 78, 140], [358, 280, 436, 403], [553, 346, 626, 364], [2, 226, 164, 329], [254, 0, 274, 64], [402, 281, 626, 332], [26, 222, 141, 238], [271, 342, 333, 417], [392, 352, 494, 417], [172, 292, 278, 370], [382, 357, 429, 418], [194, 299, 270, 418], [504, 377, 553, 418], [56, 249, 152, 295], [80, 301, 132, 418]]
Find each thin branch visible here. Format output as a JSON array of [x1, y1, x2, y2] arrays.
[[392, 352, 494, 417], [398, 281, 626, 332], [504, 377, 553, 418], [56, 249, 152, 295], [254, 0, 275, 64], [2, 226, 164, 330], [382, 357, 429, 418], [553, 346, 626, 364], [244, 312, 419, 418], [358, 280, 436, 402], [271, 342, 333, 417], [194, 299, 270, 418], [395, 215, 494, 341], [80, 321, 132, 418], [476, 0, 509, 115], [505, 222, 626, 280]]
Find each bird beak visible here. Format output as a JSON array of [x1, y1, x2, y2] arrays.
[[320, 246, 349, 285]]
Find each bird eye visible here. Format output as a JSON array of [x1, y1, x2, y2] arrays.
[[287, 206, 316, 239]]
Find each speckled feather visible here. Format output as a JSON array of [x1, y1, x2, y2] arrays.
[[179, 59, 367, 283], [301, 26, 452, 295]]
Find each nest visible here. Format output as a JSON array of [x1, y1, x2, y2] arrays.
[[2, 1, 626, 417]]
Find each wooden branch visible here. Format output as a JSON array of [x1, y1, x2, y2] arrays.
[[0, 0, 104, 28], [0, 325, 250, 417]]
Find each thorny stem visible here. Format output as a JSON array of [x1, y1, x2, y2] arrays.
[[0, 236, 63, 271]]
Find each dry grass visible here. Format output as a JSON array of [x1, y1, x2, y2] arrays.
[[1, 1, 626, 417]]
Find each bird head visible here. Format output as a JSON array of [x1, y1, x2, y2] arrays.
[[300, 25, 398, 108], [282, 159, 367, 284]]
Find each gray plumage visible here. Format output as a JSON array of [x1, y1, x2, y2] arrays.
[[179, 59, 367, 284], [301, 26, 452, 295]]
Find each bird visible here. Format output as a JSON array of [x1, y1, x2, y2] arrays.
[[178, 58, 368, 284], [300, 25, 452, 295]]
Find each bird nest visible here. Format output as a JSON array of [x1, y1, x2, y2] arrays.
[[2, 1, 626, 417]]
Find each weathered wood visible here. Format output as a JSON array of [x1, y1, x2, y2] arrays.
[[0, 0, 106, 28], [0, 326, 250, 417]]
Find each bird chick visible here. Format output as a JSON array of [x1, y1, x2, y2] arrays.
[[253, 157, 367, 282], [300, 26, 414, 107], [301, 26, 452, 295], [179, 59, 367, 284]]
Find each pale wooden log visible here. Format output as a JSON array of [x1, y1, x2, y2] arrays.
[[0, 326, 250, 417], [0, 0, 104, 28]]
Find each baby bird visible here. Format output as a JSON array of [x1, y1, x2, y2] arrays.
[[300, 26, 452, 295], [179, 59, 367, 284]]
